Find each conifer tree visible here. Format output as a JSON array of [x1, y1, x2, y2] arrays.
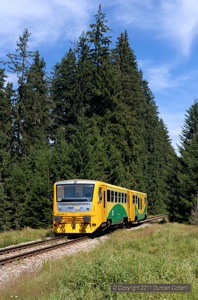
[[50, 48, 77, 140], [0, 68, 13, 230], [0, 68, 13, 150], [22, 145, 52, 228], [0, 172, 13, 231], [21, 51, 49, 151], [7, 29, 35, 157], [87, 4, 111, 67], [172, 100, 198, 223], [50, 132, 74, 182], [140, 76, 176, 213], [111, 31, 146, 190], [6, 31, 50, 228], [86, 4, 114, 116], [67, 117, 108, 180], [75, 32, 95, 117]]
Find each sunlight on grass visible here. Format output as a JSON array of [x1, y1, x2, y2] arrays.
[[0, 223, 197, 300], [0, 227, 53, 248]]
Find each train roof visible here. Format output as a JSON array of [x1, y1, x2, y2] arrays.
[[55, 179, 147, 195], [55, 179, 98, 185]]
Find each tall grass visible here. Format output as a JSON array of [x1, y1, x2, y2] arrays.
[[0, 227, 53, 248], [0, 223, 197, 300]]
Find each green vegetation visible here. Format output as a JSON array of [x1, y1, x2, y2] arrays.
[[167, 100, 198, 224], [0, 223, 197, 299], [0, 4, 197, 230], [0, 227, 52, 248]]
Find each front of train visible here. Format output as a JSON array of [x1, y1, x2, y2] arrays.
[[53, 179, 98, 234]]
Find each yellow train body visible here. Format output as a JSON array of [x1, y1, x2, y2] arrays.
[[53, 179, 147, 234]]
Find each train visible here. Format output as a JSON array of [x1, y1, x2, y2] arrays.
[[53, 179, 148, 234]]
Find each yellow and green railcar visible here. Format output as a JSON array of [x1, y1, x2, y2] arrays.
[[53, 179, 147, 235]]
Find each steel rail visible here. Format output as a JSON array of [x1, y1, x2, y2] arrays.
[[133, 214, 168, 225], [0, 215, 167, 266], [0, 236, 88, 266], [0, 236, 63, 255]]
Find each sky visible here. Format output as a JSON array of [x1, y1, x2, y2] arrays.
[[0, 0, 198, 153]]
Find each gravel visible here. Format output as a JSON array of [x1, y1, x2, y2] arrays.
[[0, 224, 151, 288], [0, 235, 108, 287]]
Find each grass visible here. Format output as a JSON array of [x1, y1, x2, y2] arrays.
[[0, 223, 197, 300], [0, 227, 53, 248]]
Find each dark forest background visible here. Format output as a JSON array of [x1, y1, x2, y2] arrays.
[[0, 6, 197, 230]]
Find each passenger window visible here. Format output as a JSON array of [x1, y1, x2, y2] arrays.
[[122, 193, 124, 203], [98, 187, 102, 202], [107, 190, 110, 202], [118, 192, 121, 203], [115, 191, 117, 203], [111, 191, 114, 202]]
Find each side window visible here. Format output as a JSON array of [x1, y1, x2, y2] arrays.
[[57, 186, 64, 201], [133, 195, 135, 204], [122, 193, 124, 203], [107, 190, 110, 202], [111, 190, 114, 202], [115, 191, 118, 203], [118, 192, 121, 203], [98, 187, 102, 202]]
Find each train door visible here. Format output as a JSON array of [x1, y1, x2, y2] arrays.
[[103, 186, 107, 222], [98, 185, 106, 223], [131, 192, 136, 221], [128, 191, 132, 221]]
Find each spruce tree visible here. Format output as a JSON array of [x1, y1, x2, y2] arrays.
[[67, 117, 108, 180], [0, 172, 13, 231], [50, 132, 74, 182], [140, 76, 176, 213], [111, 31, 146, 190], [75, 32, 95, 117], [86, 4, 114, 117], [7, 28, 35, 157], [87, 4, 111, 67], [22, 145, 52, 228], [0, 68, 13, 230], [0, 69, 13, 151], [6, 31, 51, 228], [21, 51, 49, 151], [50, 48, 77, 140], [174, 100, 198, 223]]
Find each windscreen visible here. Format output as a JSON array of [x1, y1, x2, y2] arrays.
[[56, 184, 94, 202]]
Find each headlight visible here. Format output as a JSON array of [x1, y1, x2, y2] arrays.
[[54, 216, 62, 223], [83, 215, 91, 224]]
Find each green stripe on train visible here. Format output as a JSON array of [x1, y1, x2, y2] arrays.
[[135, 206, 147, 220], [107, 204, 128, 224]]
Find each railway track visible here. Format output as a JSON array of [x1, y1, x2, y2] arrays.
[[0, 215, 167, 266], [136, 214, 168, 224], [0, 236, 88, 266], [0, 236, 63, 255]]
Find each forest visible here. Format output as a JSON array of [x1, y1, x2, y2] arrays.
[[0, 5, 197, 230]]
